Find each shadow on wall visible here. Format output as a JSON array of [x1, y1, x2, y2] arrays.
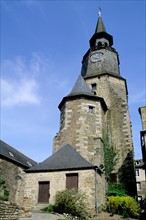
[[118, 151, 137, 196]]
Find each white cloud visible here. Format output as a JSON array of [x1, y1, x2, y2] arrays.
[[1, 78, 40, 107], [0, 53, 46, 107], [0, 52, 71, 108]]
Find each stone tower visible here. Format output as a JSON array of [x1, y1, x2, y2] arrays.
[[53, 10, 136, 196]]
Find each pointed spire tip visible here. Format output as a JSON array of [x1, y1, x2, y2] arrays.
[[98, 6, 102, 17]]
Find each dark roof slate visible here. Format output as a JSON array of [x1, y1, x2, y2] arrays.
[[0, 140, 37, 168], [95, 16, 106, 33], [58, 75, 108, 111], [27, 144, 96, 172], [67, 75, 93, 97]]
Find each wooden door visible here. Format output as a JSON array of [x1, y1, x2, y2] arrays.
[[38, 181, 50, 203]]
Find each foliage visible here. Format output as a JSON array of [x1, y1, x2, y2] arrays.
[[107, 183, 127, 196], [0, 178, 9, 201], [42, 204, 56, 213], [106, 196, 141, 218], [0, 178, 5, 186], [102, 132, 118, 182], [43, 189, 90, 219]]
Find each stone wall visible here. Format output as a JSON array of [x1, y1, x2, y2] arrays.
[[23, 169, 105, 213], [0, 200, 19, 220], [85, 74, 136, 195], [0, 159, 25, 206], [53, 97, 106, 166]]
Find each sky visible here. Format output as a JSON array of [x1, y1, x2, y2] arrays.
[[1, 0, 146, 162]]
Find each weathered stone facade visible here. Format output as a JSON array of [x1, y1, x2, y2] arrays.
[[0, 201, 19, 220], [53, 97, 106, 166], [22, 169, 105, 212], [0, 159, 24, 206], [53, 12, 136, 196], [85, 75, 134, 170]]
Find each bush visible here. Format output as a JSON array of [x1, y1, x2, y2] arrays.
[[107, 196, 141, 218], [42, 204, 56, 213], [43, 189, 90, 219], [107, 183, 127, 196]]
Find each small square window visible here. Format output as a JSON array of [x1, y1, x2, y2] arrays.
[[88, 106, 95, 114], [91, 83, 97, 90]]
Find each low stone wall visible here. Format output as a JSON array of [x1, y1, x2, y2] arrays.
[[0, 200, 19, 220]]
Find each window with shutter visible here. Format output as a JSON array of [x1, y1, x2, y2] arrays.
[[66, 173, 78, 189]]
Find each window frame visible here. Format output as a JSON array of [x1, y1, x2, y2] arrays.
[[88, 105, 95, 114], [66, 173, 78, 190]]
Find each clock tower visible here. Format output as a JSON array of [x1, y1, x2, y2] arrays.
[[53, 9, 136, 196], [81, 10, 120, 78], [81, 9, 136, 195]]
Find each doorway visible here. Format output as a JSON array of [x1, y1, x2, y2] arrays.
[[38, 181, 50, 203]]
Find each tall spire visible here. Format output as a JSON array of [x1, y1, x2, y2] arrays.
[[89, 8, 113, 47], [95, 7, 106, 33]]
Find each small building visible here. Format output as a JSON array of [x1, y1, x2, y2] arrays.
[[0, 140, 37, 205], [24, 144, 105, 213], [135, 159, 146, 202]]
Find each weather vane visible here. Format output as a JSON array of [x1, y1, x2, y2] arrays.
[[98, 7, 102, 17]]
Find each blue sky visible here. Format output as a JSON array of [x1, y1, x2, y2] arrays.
[[1, 0, 145, 162]]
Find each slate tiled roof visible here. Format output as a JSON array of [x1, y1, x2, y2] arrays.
[[90, 13, 113, 47], [26, 144, 96, 172], [59, 75, 108, 111], [67, 75, 94, 97], [0, 140, 38, 168], [95, 16, 106, 33]]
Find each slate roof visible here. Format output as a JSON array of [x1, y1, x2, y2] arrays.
[[95, 16, 106, 33], [58, 75, 108, 111], [89, 12, 113, 47], [0, 140, 37, 168], [67, 75, 94, 97], [26, 144, 96, 172]]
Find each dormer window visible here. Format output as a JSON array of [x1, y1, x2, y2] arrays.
[[27, 161, 32, 167], [9, 152, 14, 157]]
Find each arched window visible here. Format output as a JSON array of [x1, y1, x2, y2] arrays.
[[98, 42, 102, 47], [104, 42, 108, 47]]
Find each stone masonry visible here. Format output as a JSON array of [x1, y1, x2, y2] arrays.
[[22, 169, 105, 212], [53, 97, 106, 167], [0, 159, 25, 206]]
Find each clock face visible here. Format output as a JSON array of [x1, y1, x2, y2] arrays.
[[90, 52, 103, 63]]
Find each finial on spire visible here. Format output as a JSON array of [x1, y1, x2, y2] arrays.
[[98, 7, 102, 17]]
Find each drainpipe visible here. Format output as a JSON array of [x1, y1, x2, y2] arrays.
[[95, 167, 98, 215]]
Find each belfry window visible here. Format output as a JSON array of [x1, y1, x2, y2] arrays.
[[88, 106, 95, 114], [98, 42, 102, 47]]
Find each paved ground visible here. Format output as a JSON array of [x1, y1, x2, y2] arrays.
[[19, 212, 65, 220], [19, 211, 139, 220]]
